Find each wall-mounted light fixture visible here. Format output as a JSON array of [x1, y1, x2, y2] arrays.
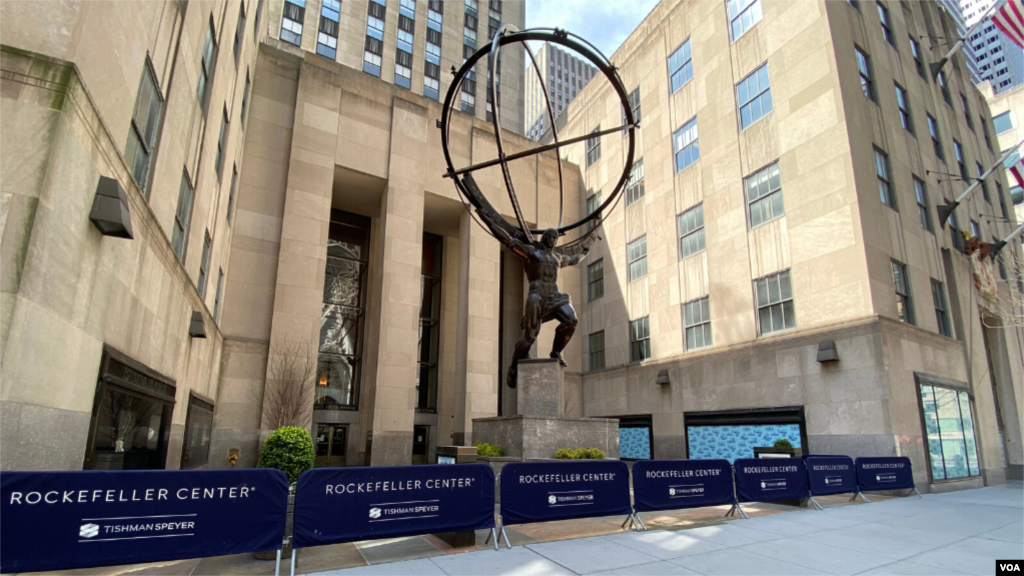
[[656, 369, 670, 385], [188, 311, 207, 338], [817, 340, 839, 363], [89, 176, 134, 239]]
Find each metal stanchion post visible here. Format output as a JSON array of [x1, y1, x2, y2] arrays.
[[290, 541, 297, 576], [275, 549, 281, 576]]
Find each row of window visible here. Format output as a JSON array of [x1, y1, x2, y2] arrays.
[[587, 262, 955, 371], [124, 3, 257, 327]]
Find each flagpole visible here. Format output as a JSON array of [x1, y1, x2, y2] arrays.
[[938, 136, 1024, 229], [931, 0, 1010, 80], [988, 222, 1024, 256]]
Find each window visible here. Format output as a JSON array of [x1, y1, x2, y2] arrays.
[[919, 382, 980, 480], [932, 280, 951, 337], [737, 64, 772, 129], [586, 126, 601, 167], [746, 162, 783, 227], [910, 36, 925, 77], [213, 269, 225, 323], [181, 394, 214, 469], [677, 203, 705, 259], [928, 114, 944, 160], [961, 94, 974, 130], [255, 0, 263, 37], [318, 211, 372, 410], [673, 117, 699, 171], [197, 19, 217, 109], [755, 269, 795, 335], [625, 158, 645, 206], [970, 219, 981, 239], [226, 164, 238, 223], [587, 259, 604, 301], [281, 0, 304, 46], [947, 207, 964, 252], [172, 172, 194, 262], [240, 70, 251, 126], [395, 48, 413, 89], [914, 177, 932, 232], [198, 231, 212, 298], [981, 116, 993, 150], [623, 86, 641, 127], [938, 70, 952, 106], [424, 63, 440, 100], [683, 297, 712, 351], [994, 111, 1013, 133], [954, 139, 966, 180], [233, 2, 246, 62], [856, 47, 875, 101], [417, 233, 442, 412], [627, 235, 647, 282], [877, 2, 895, 46], [668, 39, 693, 93], [728, 0, 762, 41], [124, 59, 163, 195], [875, 148, 896, 209], [586, 191, 602, 232], [977, 163, 989, 202], [895, 82, 913, 133], [629, 317, 651, 362], [892, 260, 914, 324], [215, 107, 228, 180], [998, 181, 1009, 219], [318, 0, 340, 59], [364, 36, 383, 76], [364, 2, 385, 77], [589, 331, 605, 371]]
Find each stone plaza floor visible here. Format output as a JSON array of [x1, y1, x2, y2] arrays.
[[27, 482, 1022, 576]]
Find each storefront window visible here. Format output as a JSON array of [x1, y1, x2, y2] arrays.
[[920, 383, 980, 480], [181, 394, 214, 469], [316, 211, 370, 411], [417, 233, 443, 412]]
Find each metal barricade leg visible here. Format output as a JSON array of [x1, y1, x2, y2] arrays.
[[275, 549, 281, 576], [912, 487, 923, 498], [732, 502, 749, 519], [489, 528, 499, 551], [724, 504, 736, 517], [621, 515, 631, 528], [858, 492, 870, 503], [290, 546, 297, 576], [809, 497, 824, 511], [635, 514, 647, 531], [500, 526, 512, 549]]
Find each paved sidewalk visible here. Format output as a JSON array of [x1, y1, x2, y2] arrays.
[[309, 483, 1023, 576]]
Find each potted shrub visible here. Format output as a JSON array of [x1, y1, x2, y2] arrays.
[[254, 426, 315, 560]]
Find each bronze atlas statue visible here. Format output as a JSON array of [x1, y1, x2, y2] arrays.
[[439, 27, 637, 389]]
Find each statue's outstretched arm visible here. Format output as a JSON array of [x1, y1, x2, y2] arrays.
[[460, 174, 531, 259], [555, 231, 599, 267]]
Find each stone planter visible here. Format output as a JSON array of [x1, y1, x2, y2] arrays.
[[255, 491, 294, 560]]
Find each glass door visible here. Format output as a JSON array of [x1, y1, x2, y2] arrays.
[[412, 425, 429, 464], [315, 424, 347, 467]]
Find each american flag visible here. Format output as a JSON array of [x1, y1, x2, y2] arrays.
[[1004, 149, 1024, 188], [993, 0, 1024, 49]]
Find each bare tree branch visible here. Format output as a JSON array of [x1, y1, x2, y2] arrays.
[[257, 338, 318, 431]]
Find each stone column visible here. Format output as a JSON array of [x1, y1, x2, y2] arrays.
[[261, 62, 340, 435], [363, 98, 428, 465], [453, 211, 501, 445]]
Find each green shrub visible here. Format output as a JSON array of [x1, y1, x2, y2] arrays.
[[475, 442, 504, 457], [554, 448, 605, 460], [258, 426, 315, 484], [773, 438, 793, 448]]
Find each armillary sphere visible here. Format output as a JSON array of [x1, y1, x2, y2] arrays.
[[439, 27, 637, 250]]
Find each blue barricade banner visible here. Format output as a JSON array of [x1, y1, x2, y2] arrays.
[[292, 463, 495, 548], [631, 459, 734, 512], [734, 458, 809, 503], [500, 460, 631, 526], [806, 456, 857, 496], [856, 456, 915, 491], [0, 469, 288, 574]]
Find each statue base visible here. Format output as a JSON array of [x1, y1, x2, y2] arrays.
[[473, 359, 618, 460]]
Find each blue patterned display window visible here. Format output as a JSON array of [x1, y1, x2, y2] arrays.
[[619, 427, 651, 460], [920, 384, 979, 481], [686, 424, 800, 463]]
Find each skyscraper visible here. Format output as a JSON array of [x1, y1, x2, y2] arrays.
[[956, 0, 1024, 92], [524, 42, 597, 141]]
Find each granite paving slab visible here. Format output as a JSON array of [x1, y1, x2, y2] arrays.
[[736, 538, 895, 575], [591, 560, 702, 575], [526, 535, 660, 574], [680, 523, 784, 547], [429, 546, 574, 576], [668, 548, 828, 575], [306, 558, 445, 576], [905, 536, 1024, 575], [598, 530, 726, 560]]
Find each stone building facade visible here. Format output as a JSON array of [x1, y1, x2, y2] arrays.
[[2, 0, 1023, 494], [551, 0, 1024, 489]]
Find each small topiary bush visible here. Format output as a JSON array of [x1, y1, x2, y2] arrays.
[[554, 448, 605, 460], [773, 438, 793, 448], [476, 442, 504, 457], [258, 426, 315, 484]]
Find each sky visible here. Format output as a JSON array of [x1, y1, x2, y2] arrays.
[[524, 0, 660, 58]]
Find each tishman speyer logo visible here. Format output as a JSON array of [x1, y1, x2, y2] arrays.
[[75, 514, 196, 542], [368, 508, 382, 519], [366, 500, 439, 522]]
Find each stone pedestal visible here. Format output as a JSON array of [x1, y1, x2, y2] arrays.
[[472, 358, 619, 460], [517, 358, 564, 417]]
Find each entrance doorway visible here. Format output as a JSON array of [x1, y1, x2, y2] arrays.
[[315, 424, 347, 467], [412, 425, 430, 464]]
